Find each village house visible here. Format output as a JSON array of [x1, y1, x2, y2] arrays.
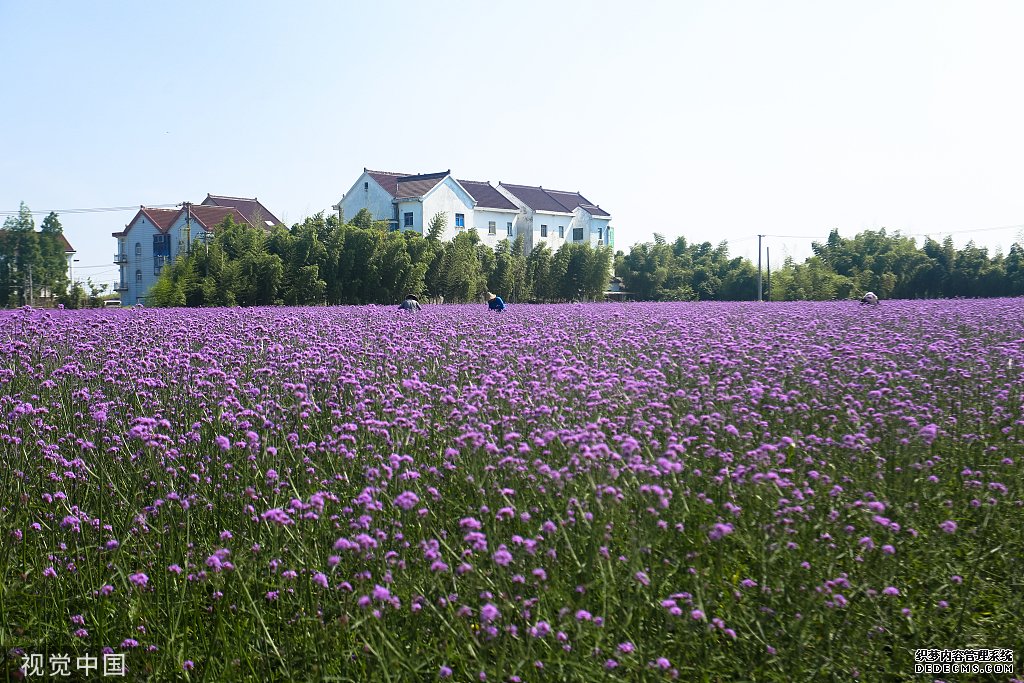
[[113, 195, 281, 305], [334, 169, 613, 253]]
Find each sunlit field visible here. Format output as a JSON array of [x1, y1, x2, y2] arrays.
[[2, 301, 1022, 682]]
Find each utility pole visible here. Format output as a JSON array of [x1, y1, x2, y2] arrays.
[[757, 234, 764, 301], [27, 264, 33, 306], [184, 202, 192, 255], [766, 247, 771, 302]]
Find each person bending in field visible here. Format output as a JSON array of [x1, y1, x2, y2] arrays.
[[399, 294, 421, 311], [486, 292, 506, 312], [860, 291, 879, 305]]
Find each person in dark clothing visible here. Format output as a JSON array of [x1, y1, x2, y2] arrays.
[[486, 292, 505, 312], [399, 294, 421, 311]]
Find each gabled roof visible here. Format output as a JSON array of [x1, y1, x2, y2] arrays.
[[544, 190, 610, 217], [114, 207, 180, 237], [500, 183, 611, 217], [458, 180, 519, 210], [364, 169, 411, 196], [0, 230, 76, 253], [203, 194, 283, 227], [395, 171, 450, 199], [188, 205, 248, 231], [114, 202, 258, 238], [499, 183, 574, 214]]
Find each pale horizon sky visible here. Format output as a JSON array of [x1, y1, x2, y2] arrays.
[[3, 0, 1024, 291]]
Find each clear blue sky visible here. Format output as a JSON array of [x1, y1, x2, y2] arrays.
[[3, 0, 1024, 290]]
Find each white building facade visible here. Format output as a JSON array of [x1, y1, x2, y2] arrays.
[[334, 169, 613, 253]]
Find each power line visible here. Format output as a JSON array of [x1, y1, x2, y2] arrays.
[[0, 203, 180, 216]]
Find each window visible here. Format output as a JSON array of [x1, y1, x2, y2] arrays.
[[135, 269, 142, 283], [507, 222, 513, 237], [135, 242, 142, 257], [540, 224, 547, 237], [558, 225, 564, 239], [404, 212, 413, 227], [598, 227, 603, 241], [573, 227, 584, 241], [364, 182, 369, 191], [455, 213, 465, 228], [488, 221, 496, 235]]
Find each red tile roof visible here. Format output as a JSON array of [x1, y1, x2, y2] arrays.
[[0, 230, 76, 253], [458, 180, 519, 210], [188, 205, 248, 231], [202, 194, 282, 227], [139, 207, 180, 232]]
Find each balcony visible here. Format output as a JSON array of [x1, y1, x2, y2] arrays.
[[114, 282, 128, 292], [114, 254, 127, 264]]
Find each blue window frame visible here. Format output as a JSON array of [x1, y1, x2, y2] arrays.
[[404, 212, 413, 227], [455, 213, 465, 228]]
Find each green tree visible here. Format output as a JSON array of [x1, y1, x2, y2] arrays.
[[426, 212, 447, 241]]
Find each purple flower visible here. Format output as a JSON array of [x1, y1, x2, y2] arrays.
[[493, 548, 513, 566], [439, 665, 453, 678], [939, 520, 958, 534], [708, 523, 734, 541], [129, 572, 148, 587], [312, 572, 329, 589], [480, 603, 500, 623], [882, 586, 900, 596], [690, 609, 705, 621], [395, 491, 420, 510]]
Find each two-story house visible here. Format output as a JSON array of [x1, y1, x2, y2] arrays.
[[334, 169, 613, 253], [113, 195, 281, 305]]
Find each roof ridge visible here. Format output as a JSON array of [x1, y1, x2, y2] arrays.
[[206, 194, 258, 201]]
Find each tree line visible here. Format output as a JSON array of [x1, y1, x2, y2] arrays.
[[0, 202, 104, 308], [615, 228, 1024, 301], [148, 209, 614, 307], [6, 199, 1024, 309]]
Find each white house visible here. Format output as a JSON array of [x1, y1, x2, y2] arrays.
[[113, 195, 282, 305], [334, 169, 613, 253]]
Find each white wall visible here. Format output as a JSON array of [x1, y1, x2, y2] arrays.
[[339, 172, 397, 224], [421, 178, 476, 241], [531, 210, 573, 252], [473, 209, 519, 249], [396, 200, 423, 235], [591, 217, 611, 248]]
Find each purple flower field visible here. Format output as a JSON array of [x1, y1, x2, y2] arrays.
[[2, 301, 1023, 681]]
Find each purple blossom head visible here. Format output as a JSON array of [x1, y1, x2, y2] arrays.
[[708, 523, 733, 541], [480, 603, 500, 623]]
